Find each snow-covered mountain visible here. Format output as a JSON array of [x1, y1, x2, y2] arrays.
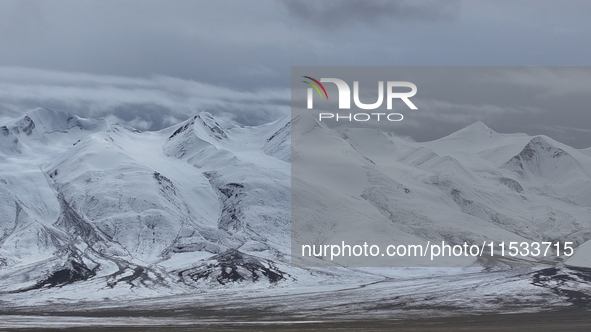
[[0, 108, 292, 295], [2, 108, 591, 318], [292, 115, 591, 268]]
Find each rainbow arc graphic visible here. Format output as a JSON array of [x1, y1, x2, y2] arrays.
[[302, 76, 329, 100]]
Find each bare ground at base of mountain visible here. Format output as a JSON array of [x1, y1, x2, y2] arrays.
[[2, 309, 591, 331]]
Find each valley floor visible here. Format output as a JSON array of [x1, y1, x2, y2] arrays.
[[1, 310, 591, 331], [2, 267, 591, 330]]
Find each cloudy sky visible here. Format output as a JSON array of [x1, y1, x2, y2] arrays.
[[1, 0, 591, 146]]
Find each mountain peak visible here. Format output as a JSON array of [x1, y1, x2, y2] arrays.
[[196, 111, 227, 140], [25, 108, 82, 130], [466, 121, 492, 131], [197, 111, 215, 121], [523, 136, 568, 158], [4, 108, 109, 143], [167, 112, 228, 143], [441, 121, 499, 142], [459, 121, 496, 135], [8, 108, 74, 138], [527, 136, 549, 147], [504, 135, 571, 178]]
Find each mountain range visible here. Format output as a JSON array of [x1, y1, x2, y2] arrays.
[[1, 108, 591, 320]]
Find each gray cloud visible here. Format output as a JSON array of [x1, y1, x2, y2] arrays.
[[406, 68, 591, 148], [282, 0, 460, 28], [0, 1, 590, 143]]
